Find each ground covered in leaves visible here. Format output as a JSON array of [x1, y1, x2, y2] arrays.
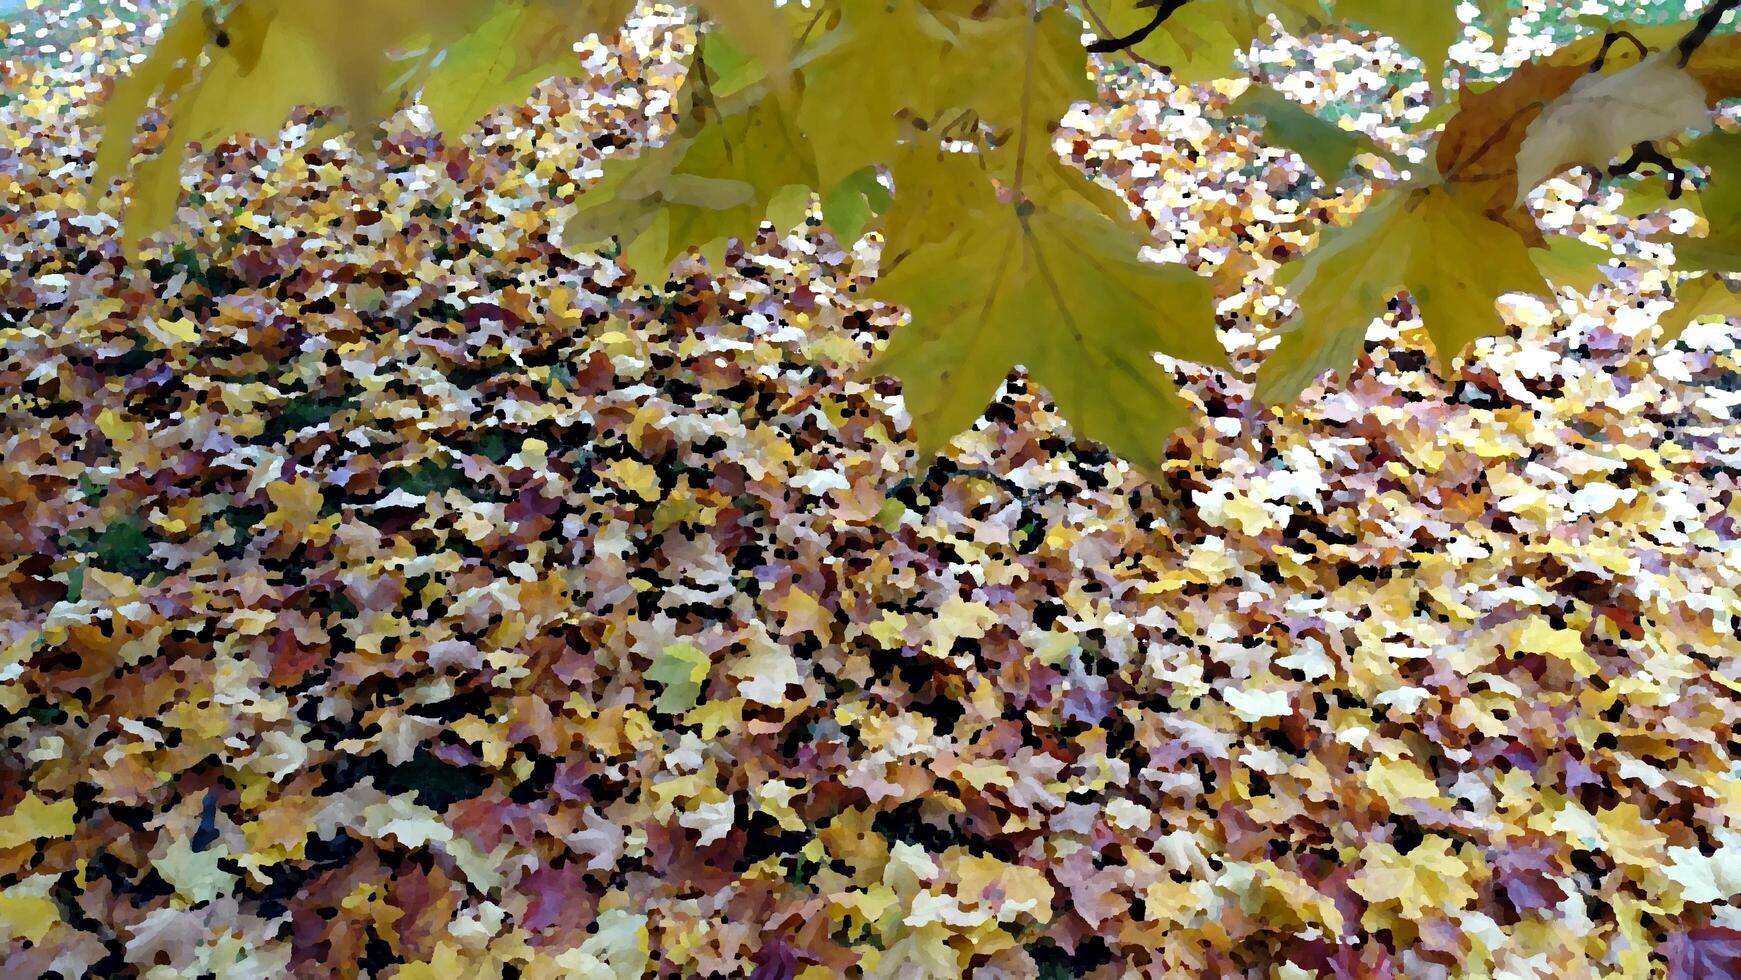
[[5, 2, 1741, 978]]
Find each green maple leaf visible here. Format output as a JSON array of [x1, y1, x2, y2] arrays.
[[1529, 234, 1616, 293], [1661, 132, 1741, 273], [421, 0, 634, 136], [646, 642, 712, 714], [822, 166, 893, 243], [872, 191, 1222, 473], [1335, 0, 1462, 90], [1658, 273, 1741, 342], [880, 144, 1001, 263], [936, 3, 1095, 146], [103, 0, 502, 249], [1227, 85, 1388, 187], [562, 89, 815, 278], [1258, 186, 1548, 401], [798, 0, 951, 186], [693, 0, 803, 82]]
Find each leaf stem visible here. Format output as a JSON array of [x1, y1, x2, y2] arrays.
[[1086, 0, 1191, 54], [1076, 0, 1167, 72], [1588, 30, 1648, 72], [1680, 0, 1741, 65], [1012, 0, 1039, 197]]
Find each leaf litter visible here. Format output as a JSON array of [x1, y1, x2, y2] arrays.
[[2, 1, 1741, 977]]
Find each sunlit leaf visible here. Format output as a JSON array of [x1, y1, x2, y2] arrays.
[[1659, 273, 1741, 341], [1513, 52, 1709, 207], [1530, 234, 1616, 292], [420, 0, 630, 136], [873, 188, 1221, 472], [822, 166, 892, 243], [1228, 85, 1386, 187], [92, 4, 206, 191], [1259, 185, 1547, 401]]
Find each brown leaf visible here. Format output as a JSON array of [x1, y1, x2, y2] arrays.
[[1662, 927, 1741, 980], [1437, 60, 1589, 221]]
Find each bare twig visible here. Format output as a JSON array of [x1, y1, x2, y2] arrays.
[[1609, 140, 1687, 198], [1077, 0, 1168, 72], [1086, 0, 1192, 54], [1679, 0, 1741, 66], [1589, 30, 1649, 72]]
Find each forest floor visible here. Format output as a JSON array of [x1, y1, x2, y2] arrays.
[[3, 3, 1741, 978]]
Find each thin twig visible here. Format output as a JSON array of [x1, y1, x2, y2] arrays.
[[1086, 0, 1192, 54], [1589, 30, 1649, 72], [937, 108, 979, 143], [1679, 0, 1741, 66], [1077, 0, 1167, 72], [1609, 141, 1687, 198], [796, 5, 829, 49]]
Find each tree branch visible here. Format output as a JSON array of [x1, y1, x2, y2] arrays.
[[1076, 0, 1167, 72], [1679, 0, 1741, 66], [1588, 30, 1648, 72], [1608, 141, 1687, 198], [1086, 0, 1192, 54]]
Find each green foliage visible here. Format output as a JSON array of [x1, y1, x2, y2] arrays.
[[62, 513, 155, 580], [422, 0, 635, 137], [646, 641, 711, 713], [91, 0, 1741, 471], [1660, 272, 1741, 341], [1226, 84, 1387, 187], [1529, 235, 1617, 293], [872, 176, 1219, 473], [1258, 186, 1547, 401]]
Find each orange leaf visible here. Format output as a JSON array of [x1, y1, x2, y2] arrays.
[[1437, 60, 1588, 218]]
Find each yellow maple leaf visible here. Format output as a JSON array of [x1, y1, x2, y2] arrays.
[[771, 588, 828, 638], [0, 878, 60, 943], [924, 597, 999, 657], [264, 478, 325, 532], [1597, 802, 1668, 871], [1366, 756, 1447, 810], [0, 795, 76, 850], [1351, 836, 1480, 927], [953, 854, 1056, 925], [1513, 616, 1600, 676], [605, 459, 662, 502]]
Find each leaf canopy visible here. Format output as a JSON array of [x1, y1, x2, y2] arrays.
[[872, 193, 1219, 473], [1258, 186, 1547, 401], [1227, 85, 1386, 187], [1660, 273, 1741, 341], [89, 0, 1741, 469]]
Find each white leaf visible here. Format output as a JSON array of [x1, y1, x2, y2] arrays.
[[1513, 53, 1708, 205], [1223, 686, 1292, 722]]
